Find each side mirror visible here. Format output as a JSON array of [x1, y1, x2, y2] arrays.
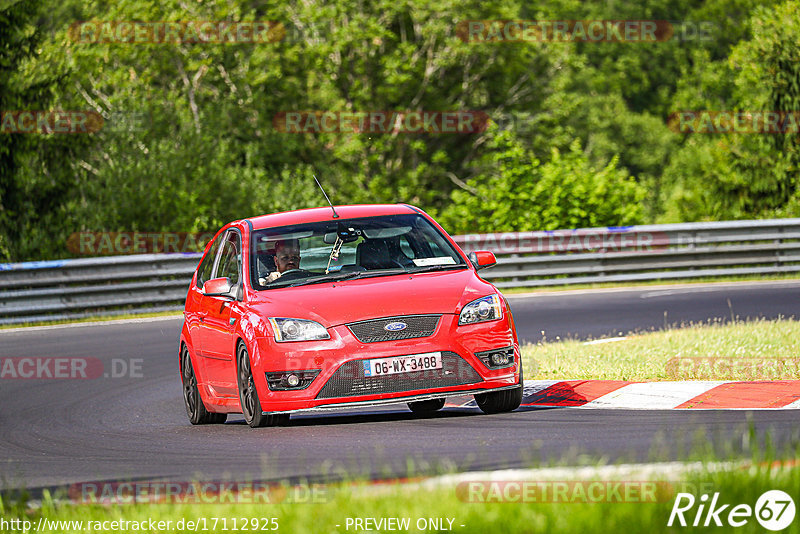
[[203, 277, 235, 298], [468, 251, 497, 270]]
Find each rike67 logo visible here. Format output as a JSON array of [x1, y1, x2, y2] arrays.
[[668, 490, 796, 531]]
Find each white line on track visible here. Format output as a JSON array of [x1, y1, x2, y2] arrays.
[[582, 336, 627, 345], [20, 460, 758, 510], [505, 279, 800, 300], [363, 460, 756, 498], [0, 314, 183, 334]]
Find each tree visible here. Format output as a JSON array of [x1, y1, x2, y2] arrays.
[[661, 0, 800, 221], [0, 0, 49, 259], [439, 127, 646, 234]]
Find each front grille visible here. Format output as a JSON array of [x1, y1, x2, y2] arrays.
[[316, 351, 482, 399], [347, 314, 441, 343]]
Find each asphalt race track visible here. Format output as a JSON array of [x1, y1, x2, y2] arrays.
[[508, 280, 800, 343], [1, 281, 798, 491]]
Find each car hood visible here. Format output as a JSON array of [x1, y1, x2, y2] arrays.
[[247, 269, 493, 326]]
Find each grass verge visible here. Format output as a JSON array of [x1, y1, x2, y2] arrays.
[[2, 447, 798, 533], [521, 318, 800, 381]]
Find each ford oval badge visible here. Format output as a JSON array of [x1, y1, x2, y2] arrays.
[[384, 321, 407, 332]]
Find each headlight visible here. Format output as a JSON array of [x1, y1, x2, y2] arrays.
[[458, 295, 503, 325], [268, 318, 330, 342]]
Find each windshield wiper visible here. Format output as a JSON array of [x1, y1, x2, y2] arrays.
[[268, 264, 459, 290], [356, 268, 409, 278], [407, 264, 467, 274], [287, 268, 414, 286], [269, 270, 363, 289]]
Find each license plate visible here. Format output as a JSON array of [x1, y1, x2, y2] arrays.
[[363, 352, 443, 377]]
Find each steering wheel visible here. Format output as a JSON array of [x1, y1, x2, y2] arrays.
[[276, 268, 311, 282]]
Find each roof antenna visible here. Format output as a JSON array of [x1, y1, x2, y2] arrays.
[[314, 175, 339, 218]]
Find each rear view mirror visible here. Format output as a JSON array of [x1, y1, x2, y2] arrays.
[[323, 223, 362, 244], [468, 251, 497, 270]]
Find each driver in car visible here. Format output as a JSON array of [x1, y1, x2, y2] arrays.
[[265, 239, 301, 282]]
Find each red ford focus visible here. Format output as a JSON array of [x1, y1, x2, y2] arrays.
[[179, 204, 523, 427]]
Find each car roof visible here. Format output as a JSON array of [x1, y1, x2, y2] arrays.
[[247, 204, 420, 230]]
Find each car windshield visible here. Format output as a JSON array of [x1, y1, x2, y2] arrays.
[[249, 213, 467, 290]]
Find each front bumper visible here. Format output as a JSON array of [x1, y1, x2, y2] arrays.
[[250, 313, 519, 412], [264, 384, 520, 414]]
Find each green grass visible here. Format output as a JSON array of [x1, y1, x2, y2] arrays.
[[2, 450, 799, 533], [521, 318, 800, 381]]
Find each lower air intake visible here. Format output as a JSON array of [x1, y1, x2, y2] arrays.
[[316, 351, 482, 399]]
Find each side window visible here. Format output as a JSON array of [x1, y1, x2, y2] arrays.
[[196, 234, 223, 288], [214, 231, 241, 286]]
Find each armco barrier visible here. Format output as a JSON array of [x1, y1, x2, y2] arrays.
[[453, 218, 800, 288], [1, 219, 799, 325], [0, 254, 201, 325]]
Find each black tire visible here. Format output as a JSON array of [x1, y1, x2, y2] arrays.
[[408, 398, 446, 414], [181, 345, 227, 425], [236, 342, 289, 428], [474, 365, 523, 415]]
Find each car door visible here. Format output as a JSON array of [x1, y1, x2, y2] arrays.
[[197, 229, 241, 397], [186, 233, 223, 362]]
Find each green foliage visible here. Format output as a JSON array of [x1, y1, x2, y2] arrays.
[[439, 128, 645, 234], [661, 0, 800, 221], [2, 0, 800, 260], [0, 0, 79, 261]]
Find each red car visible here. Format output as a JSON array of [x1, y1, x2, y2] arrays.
[[179, 204, 523, 427]]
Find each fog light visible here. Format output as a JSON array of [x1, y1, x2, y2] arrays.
[[491, 352, 510, 366], [475, 346, 515, 369], [265, 369, 321, 391]]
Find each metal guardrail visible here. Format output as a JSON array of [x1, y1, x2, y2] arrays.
[[1, 219, 799, 325], [0, 254, 201, 325], [452, 218, 800, 288]]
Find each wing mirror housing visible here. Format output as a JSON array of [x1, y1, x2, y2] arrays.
[[468, 251, 497, 270], [203, 277, 236, 298]]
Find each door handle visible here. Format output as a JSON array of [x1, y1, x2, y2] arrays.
[[198, 311, 208, 323]]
